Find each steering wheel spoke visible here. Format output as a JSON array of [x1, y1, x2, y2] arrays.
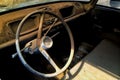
[[37, 13, 45, 46], [39, 48, 60, 72]]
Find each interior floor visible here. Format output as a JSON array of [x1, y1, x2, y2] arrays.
[[64, 39, 120, 80]]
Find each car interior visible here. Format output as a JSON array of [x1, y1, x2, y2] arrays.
[[0, 0, 120, 80]]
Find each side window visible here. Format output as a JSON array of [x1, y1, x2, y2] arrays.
[[97, 0, 120, 9], [110, 0, 120, 9]]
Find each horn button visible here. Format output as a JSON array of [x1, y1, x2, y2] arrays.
[[41, 36, 53, 50]]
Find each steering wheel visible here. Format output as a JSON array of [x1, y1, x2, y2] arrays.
[[15, 10, 74, 78]]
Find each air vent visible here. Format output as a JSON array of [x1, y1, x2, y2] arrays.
[[60, 6, 74, 18], [8, 16, 36, 34]]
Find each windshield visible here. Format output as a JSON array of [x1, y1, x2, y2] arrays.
[[0, 0, 58, 12], [0, 0, 90, 13]]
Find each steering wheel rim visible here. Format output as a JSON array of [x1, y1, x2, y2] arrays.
[[15, 10, 74, 78]]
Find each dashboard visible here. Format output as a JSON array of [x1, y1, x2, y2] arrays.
[[0, 2, 85, 49], [0, 1, 120, 80]]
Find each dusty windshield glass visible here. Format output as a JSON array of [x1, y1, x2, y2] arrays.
[[0, 0, 60, 12], [0, 0, 90, 12], [0, 0, 91, 13]]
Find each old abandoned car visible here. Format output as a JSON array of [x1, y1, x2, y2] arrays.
[[0, 0, 120, 80]]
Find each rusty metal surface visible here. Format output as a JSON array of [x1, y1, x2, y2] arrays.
[[0, 1, 86, 49]]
